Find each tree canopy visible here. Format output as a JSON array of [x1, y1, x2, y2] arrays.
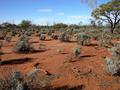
[[19, 20, 32, 30], [92, 0, 120, 33]]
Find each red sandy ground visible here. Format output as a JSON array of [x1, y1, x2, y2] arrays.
[[0, 36, 120, 90]]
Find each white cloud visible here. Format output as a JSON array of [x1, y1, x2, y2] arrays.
[[68, 15, 91, 19], [38, 9, 53, 12], [57, 13, 64, 16]]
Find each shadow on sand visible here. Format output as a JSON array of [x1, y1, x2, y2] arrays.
[[1, 58, 32, 65]]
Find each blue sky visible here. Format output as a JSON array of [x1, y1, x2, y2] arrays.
[[0, 0, 111, 25]]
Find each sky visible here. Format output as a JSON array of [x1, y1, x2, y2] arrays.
[[0, 0, 111, 25]]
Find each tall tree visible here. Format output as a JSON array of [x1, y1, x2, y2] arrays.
[[92, 0, 120, 33]]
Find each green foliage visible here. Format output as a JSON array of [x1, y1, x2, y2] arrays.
[[92, 1, 120, 19], [5, 36, 12, 42], [53, 23, 68, 30], [73, 47, 81, 57], [75, 33, 91, 46], [92, 0, 120, 33], [99, 31, 112, 47], [39, 34, 46, 40], [59, 32, 70, 42], [105, 57, 120, 76], [1, 31, 7, 39], [13, 35, 34, 53], [19, 20, 31, 30], [0, 70, 30, 90]]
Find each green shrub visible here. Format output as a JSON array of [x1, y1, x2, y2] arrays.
[[13, 35, 34, 53], [99, 31, 112, 47], [105, 57, 120, 76], [5, 36, 12, 42], [75, 33, 91, 46], [0, 70, 29, 90], [73, 47, 81, 57], [59, 32, 70, 42], [39, 34, 46, 41]]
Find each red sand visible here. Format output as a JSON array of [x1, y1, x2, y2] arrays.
[[0, 36, 120, 90]]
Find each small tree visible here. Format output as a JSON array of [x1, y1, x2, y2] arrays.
[[19, 20, 31, 30], [92, 0, 120, 33]]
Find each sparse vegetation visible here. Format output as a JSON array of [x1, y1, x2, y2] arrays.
[[0, 0, 120, 89]]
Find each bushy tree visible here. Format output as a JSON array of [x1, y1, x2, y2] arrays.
[[92, 0, 120, 33], [19, 20, 31, 30]]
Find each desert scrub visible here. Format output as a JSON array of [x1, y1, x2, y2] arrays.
[[59, 32, 70, 42], [115, 41, 120, 47], [4, 36, 12, 42], [105, 57, 120, 76], [99, 31, 112, 47], [69, 46, 81, 62], [108, 47, 120, 59], [51, 33, 59, 40], [13, 35, 34, 53], [75, 33, 91, 46], [39, 34, 46, 40], [105, 46, 120, 76], [73, 47, 81, 57], [0, 70, 29, 90], [0, 31, 7, 39]]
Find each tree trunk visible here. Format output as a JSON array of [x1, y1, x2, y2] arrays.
[[110, 25, 115, 34], [110, 28, 114, 33]]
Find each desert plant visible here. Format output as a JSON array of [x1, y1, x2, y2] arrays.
[[0, 70, 29, 90], [39, 34, 46, 41], [99, 31, 112, 47], [115, 41, 120, 47], [4, 36, 12, 42], [1, 31, 7, 39], [105, 57, 120, 76], [108, 47, 120, 60], [13, 35, 34, 53], [73, 47, 81, 57], [59, 32, 70, 42], [75, 33, 91, 46], [51, 33, 59, 40], [10, 31, 16, 37]]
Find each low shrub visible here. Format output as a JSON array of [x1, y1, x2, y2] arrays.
[[39, 34, 46, 40], [105, 57, 120, 76], [13, 35, 34, 53], [59, 32, 70, 42], [75, 33, 91, 46], [0, 70, 30, 90], [73, 47, 81, 57]]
